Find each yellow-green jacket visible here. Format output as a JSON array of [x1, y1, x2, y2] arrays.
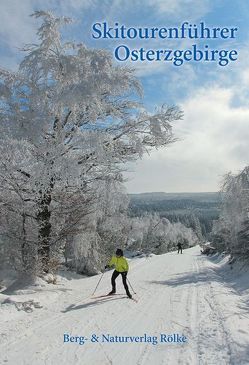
[[108, 256, 129, 272]]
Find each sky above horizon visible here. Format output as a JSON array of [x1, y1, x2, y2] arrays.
[[1, 0, 249, 193]]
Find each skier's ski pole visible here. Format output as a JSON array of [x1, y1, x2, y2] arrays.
[[92, 272, 104, 296], [127, 277, 136, 294]]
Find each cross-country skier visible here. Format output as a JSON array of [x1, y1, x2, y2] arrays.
[[105, 249, 132, 299], [177, 242, 183, 254]]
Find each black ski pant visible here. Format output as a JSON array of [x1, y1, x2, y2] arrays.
[[178, 248, 183, 254], [111, 270, 131, 296]]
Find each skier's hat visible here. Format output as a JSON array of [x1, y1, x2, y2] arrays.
[[116, 248, 123, 256]]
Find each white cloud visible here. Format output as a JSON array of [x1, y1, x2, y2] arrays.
[[1, 0, 37, 50], [124, 86, 249, 193]]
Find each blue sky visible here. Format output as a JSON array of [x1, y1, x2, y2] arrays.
[[1, 0, 249, 193]]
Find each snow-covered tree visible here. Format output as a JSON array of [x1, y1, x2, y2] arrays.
[[127, 213, 198, 254], [67, 179, 130, 275], [189, 212, 203, 242], [211, 167, 249, 258], [0, 11, 182, 274]]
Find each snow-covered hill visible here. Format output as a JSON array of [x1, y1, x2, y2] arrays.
[[1, 246, 249, 365]]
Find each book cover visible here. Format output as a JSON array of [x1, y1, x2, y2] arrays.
[[0, 1, 248, 365]]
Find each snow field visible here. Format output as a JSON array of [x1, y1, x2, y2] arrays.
[[1, 246, 249, 365]]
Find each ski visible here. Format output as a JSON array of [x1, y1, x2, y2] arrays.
[[92, 293, 124, 299], [91, 293, 138, 302], [129, 297, 138, 303]]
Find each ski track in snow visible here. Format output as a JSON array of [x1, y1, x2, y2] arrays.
[[1, 246, 249, 365]]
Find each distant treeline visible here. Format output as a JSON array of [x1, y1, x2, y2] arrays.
[[128, 192, 221, 238]]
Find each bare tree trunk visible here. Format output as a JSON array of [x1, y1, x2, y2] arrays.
[[21, 212, 29, 271], [37, 192, 52, 273]]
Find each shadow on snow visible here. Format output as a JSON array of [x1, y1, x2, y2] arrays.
[[61, 295, 125, 312]]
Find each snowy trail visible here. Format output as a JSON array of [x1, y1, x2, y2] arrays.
[[1, 246, 249, 365]]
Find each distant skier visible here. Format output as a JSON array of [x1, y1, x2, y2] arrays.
[[105, 249, 132, 299], [177, 242, 183, 254]]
